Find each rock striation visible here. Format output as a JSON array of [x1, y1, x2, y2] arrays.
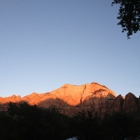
[[0, 82, 139, 117]]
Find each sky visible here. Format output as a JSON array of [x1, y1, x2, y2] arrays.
[[0, 0, 140, 98]]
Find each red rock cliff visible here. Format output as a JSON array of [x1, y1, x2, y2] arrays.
[[0, 82, 139, 117]]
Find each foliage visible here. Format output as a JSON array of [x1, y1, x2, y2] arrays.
[[4, 102, 72, 140], [112, 0, 140, 38], [72, 110, 102, 140], [102, 112, 139, 140], [0, 103, 140, 140], [0, 111, 17, 140]]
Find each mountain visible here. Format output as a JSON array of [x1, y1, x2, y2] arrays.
[[0, 82, 140, 117]]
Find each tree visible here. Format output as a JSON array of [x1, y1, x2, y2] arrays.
[[72, 110, 102, 140], [112, 0, 140, 38], [102, 112, 137, 140], [7, 102, 72, 140], [0, 111, 18, 140]]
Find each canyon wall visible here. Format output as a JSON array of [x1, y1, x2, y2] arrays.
[[0, 82, 139, 117]]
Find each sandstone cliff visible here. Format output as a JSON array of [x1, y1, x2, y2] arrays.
[[0, 82, 139, 117]]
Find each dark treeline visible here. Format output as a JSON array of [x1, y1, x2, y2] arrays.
[[0, 102, 140, 140]]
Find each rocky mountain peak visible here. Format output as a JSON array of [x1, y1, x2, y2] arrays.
[[0, 82, 139, 117]]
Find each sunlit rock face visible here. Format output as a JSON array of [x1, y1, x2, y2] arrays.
[[38, 82, 116, 116], [0, 95, 21, 103], [0, 82, 140, 117], [44, 82, 116, 106], [0, 82, 116, 117]]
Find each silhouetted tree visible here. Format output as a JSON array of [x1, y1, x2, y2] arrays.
[[7, 102, 44, 140], [112, 0, 140, 38], [102, 112, 137, 140], [1, 102, 140, 140], [39, 105, 73, 140], [72, 110, 102, 140], [7, 102, 72, 140], [0, 111, 18, 140]]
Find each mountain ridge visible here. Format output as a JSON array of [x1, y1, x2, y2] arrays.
[[0, 82, 116, 105], [0, 82, 139, 117]]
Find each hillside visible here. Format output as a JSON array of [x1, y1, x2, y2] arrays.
[[0, 82, 139, 117]]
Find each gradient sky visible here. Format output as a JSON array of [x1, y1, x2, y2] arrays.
[[0, 0, 140, 98]]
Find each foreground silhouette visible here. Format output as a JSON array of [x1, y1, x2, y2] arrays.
[[112, 0, 140, 38], [0, 102, 140, 140]]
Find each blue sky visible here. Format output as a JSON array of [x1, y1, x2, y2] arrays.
[[0, 0, 140, 97]]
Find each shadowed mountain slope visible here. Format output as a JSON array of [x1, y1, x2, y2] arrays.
[[0, 82, 140, 117]]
